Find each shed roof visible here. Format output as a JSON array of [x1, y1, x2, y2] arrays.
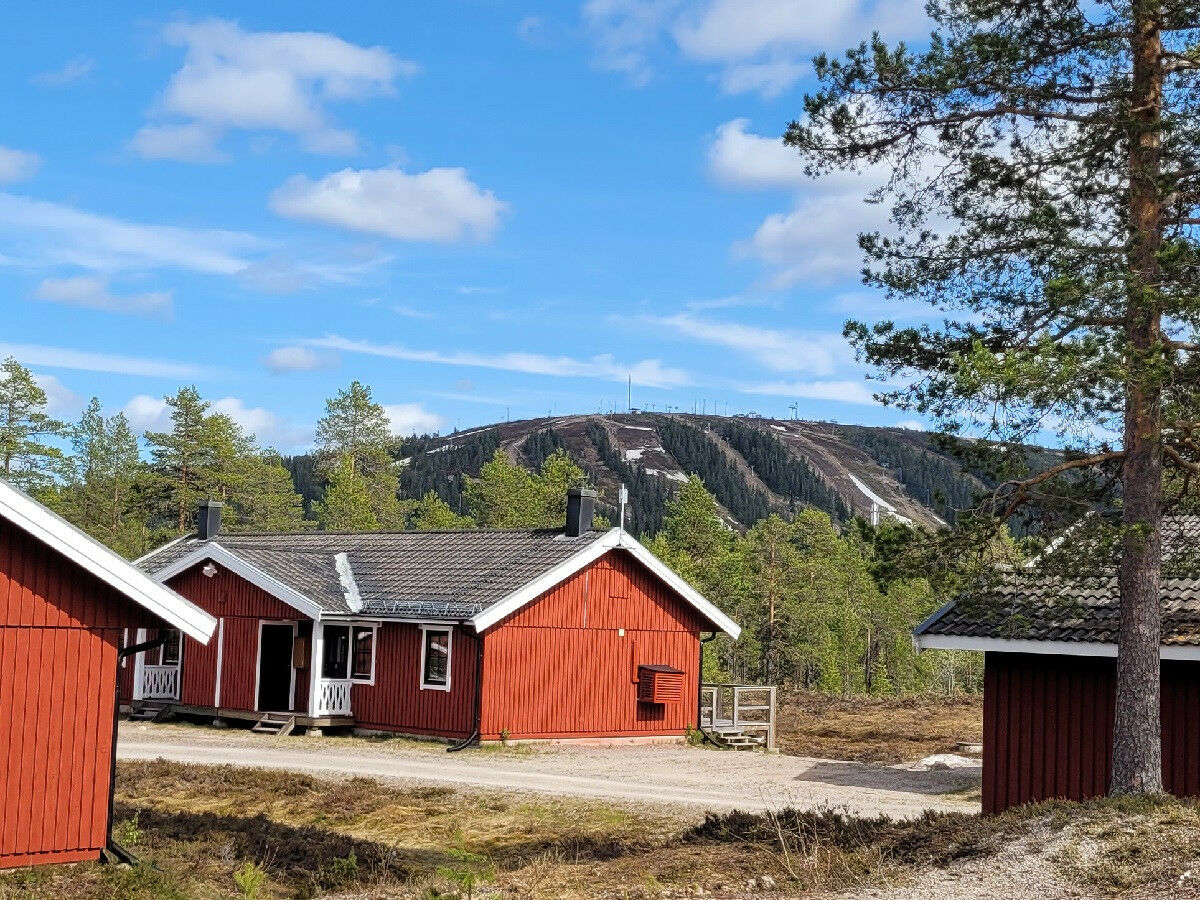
[[136, 526, 742, 637], [0, 478, 216, 643], [915, 515, 1200, 658]]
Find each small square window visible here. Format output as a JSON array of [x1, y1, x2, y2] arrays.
[[352, 626, 375, 681], [421, 628, 451, 690]]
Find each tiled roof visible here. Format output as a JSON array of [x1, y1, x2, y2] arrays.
[[136, 528, 610, 620], [918, 516, 1200, 646]]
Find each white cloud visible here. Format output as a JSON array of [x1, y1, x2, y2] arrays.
[[129, 123, 228, 163], [263, 345, 339, 373], [270, 166, 507, 243], [743, 378, 879, 405], [0, 341, 217, 380], [707, 118, 808, 190], [133, 18, 416, 161], [587, 0, 929, 98], [0, 192, 260, 275], [0, 147, 41, 183], [34, 276, 173, 317], [894, 419, 926, 431], [32, 56, 95, 87], [303, 334, 692, 388], [383, 402, 446, 435], [122, 395, 172, 432], [651, 312, 849, 375], [211, 397, 311, 448], [33, 373, 84, 418]]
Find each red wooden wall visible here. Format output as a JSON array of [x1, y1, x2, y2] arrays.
[[984, 652, 1200, 813], [351, 625, 478, 738], [0, 518, 160, 868], [478, 550, 704, 740], [167, 563, 309, 712]]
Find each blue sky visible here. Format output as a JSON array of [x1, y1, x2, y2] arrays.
[[2, 1, 932, 451]]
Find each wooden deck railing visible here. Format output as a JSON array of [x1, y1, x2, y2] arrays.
[[141, 664, 180, 700], [700, 683, 776, 750], [315, 678, 353, 716]]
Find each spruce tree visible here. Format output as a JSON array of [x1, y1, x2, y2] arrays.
[[0, 357, 67, 493], [145, 387, 215, 533], [788, 0, 1200, 793]]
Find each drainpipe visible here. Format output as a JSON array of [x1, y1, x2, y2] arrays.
[[696, 632, 725, 749], [448, 630, 484, 752], [105, 633, 167, 864]]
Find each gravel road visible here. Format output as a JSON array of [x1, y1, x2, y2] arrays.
[[117, 722, 979, 818]]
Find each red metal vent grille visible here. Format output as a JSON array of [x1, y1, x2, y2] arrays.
[[637, 664, 684, 704]]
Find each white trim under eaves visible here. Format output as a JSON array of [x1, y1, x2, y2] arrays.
[[913, 632, 1200, 661], [0, 477, 216, 643], [151, 543, 326, 621], [469, 528, 742, 638]]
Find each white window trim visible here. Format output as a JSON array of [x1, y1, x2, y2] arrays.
[[253, 619, 298, 713], [350, 623, 379, 685], [419, 624, 453, 692], [321, 622, 353, 681]]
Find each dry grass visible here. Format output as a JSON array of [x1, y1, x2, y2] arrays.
[[775, 691, 983, 763]]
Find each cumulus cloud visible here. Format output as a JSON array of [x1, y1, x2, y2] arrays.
[[586, 0, 929, 97], [263, 345, 339, 373], [122, 394, 173, 432], [707, 118, 808, 189], [650, 312, 850, 375], [0, 147, 41, 183], [383, 402, 446, 436], [32, 372, 84, 418], [270, 166, 507, 243], [131, 18, 416, 161], [303, 334, 692, 389], [123, 393, 311, 448], [34, 276, 173, 317]]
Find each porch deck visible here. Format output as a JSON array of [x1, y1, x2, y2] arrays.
[[168, 704, 355, 729], [700, 683, 776, 750]]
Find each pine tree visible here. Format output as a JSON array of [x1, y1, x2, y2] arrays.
[[465, 448, 589, 528], [410, 490, 474, 530], [144, 387, 216, 533], [787, 0, 1200, 792], [314, 454, 378, 531], [314, 381, 403, 528], [0, 357, 67, 493], [231, 453, 309, 532]]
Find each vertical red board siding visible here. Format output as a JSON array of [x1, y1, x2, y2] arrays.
[[478, 550, 705, 740], [0, 519, 160, 868], [166, 563, 309, 712], [350, 625, 478, 738], [983, 652, 1200, 814]]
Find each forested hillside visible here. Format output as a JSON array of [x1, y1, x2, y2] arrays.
[[0, 356, 1012, 695]]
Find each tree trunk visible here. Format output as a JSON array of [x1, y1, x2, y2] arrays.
[[1111, 0, 1165, 796]]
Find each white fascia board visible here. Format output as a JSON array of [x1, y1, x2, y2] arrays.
[[151, 543, 325, 621], [469, 528, 742, 639], [0, 477, 216, 643], [914, 632, 1200, 661]]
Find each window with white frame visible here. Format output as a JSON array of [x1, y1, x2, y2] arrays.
[[322, 625, 350, 679], [421, 627, 451, 690], [351, 626, 375, 681]]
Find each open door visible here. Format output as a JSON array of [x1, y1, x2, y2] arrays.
[[257, 623, 295, 712]]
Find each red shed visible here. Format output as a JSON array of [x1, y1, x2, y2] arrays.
[[132, 490, 740, 742], [914, 515, 1200, 813], [0, 478, 215, 869]]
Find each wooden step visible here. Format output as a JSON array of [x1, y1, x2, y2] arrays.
[[251, 714, 296, 737], [129, 701, 172, 723]]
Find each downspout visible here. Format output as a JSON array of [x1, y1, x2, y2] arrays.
[[105, 633, 167, 864], [448, 629, 484, 752], [696, 632, 725, 749]]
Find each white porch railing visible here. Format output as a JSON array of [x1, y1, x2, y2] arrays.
[[315, 678, 353, 716], [141, 664, 180, 700], [700, 683, 776, 750]]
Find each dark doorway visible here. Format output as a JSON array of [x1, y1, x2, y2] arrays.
[[257, 623, 294, 712]]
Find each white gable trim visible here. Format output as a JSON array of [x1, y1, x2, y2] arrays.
[[914, 632, 1200, 661], [0, 478, 216, 643], [151, 543, 325, 621], [469, 528, 741, 638]]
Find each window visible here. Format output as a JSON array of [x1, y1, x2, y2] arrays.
[[351, 626, 375, 681], [322, 625, 350, 679], [160, 629, 181, 666], [421, 627, 452, 691]]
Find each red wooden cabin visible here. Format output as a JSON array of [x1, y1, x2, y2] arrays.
[[132, 490, 741, 741], [915, 515, 1200, 813], [0, 478, 215, 869]]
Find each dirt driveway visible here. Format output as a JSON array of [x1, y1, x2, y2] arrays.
[[116, 722, 979, 818]]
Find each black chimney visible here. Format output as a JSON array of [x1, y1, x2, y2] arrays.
[[197, 499, 223, 540], [565, 487, 597, 537]]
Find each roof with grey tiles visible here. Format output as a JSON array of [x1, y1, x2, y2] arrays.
[[135, 528, 611, 620], [917, 516, 1200, 646]]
